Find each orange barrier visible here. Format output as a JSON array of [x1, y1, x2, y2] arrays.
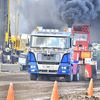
[[87, 78, 93, 96], [51, 81, 59, 100], [7, 83, 14, 100]]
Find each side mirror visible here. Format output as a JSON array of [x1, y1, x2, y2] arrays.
[[73, 40, 76, 46]]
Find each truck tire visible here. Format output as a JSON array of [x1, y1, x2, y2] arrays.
[[79, 65, 85, 80], [30, 73, 37, 80], [73, 66, 79, 81], [92, 65, 97, 80], [65, 68, 73, 82]]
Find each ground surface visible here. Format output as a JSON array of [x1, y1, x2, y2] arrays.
[[0, 72, 100, 100]]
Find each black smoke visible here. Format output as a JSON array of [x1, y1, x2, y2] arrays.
[[55, 0, 100, 27]]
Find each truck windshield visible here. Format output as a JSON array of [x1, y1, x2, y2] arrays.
[[73, 33, 88, 41], [30, 36, 69, 49]]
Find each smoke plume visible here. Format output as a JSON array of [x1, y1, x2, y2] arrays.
[[55, 0, 100, 27]]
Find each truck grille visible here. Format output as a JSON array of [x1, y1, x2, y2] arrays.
[[37, 53, 60, 62]]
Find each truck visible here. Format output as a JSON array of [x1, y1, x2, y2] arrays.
[[72, 25, 97, 80], [28, 28, 79, 82]]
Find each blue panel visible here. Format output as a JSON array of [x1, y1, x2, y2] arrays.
[[67, 54, 70, 62], [28, 62, 37, 66], [28, 52, 36, 62], [28, 52, 31, 61], [74, 61, 79, 64], [28, 62, 38, 73], [61, 54, 70, 63], [58, 63, 71, 75]]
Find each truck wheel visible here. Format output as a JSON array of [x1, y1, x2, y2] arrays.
[[73, 66, 79, 81], [65, 68, 73, 82], [79, 65, 85, 80], [30, 73, 37, 80]]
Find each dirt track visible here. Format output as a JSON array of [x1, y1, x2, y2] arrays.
[[0, 72, 100, 100]]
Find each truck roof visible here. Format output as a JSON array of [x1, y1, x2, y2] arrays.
[[31, 29, 71, 37]]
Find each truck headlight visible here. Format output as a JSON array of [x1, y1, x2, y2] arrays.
[[61, 67, 64, 69], [30, 66, 35, 68], [61, 67, 69, 69], [64, 67, 66, 69]]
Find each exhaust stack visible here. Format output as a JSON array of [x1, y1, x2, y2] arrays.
[[68, 28, 72, 34]]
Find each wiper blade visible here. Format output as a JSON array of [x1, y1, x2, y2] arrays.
[[51, 47, 62, 49], [42, 47, 52, 49]]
